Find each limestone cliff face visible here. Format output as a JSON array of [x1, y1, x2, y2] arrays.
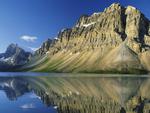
[[35, 39, 53, 56], [125, 6, 150, 53], [52, 3, 149, 54], [27, 3, 150, 73], [53, 3, 125, 54]]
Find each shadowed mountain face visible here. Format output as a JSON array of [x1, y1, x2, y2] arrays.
[[22, 3, 150, 73], [0, 44, 32, 70], [0, 75, 150, 113]]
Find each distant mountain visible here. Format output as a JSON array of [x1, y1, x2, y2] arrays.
[[0, 44, 32, 70]]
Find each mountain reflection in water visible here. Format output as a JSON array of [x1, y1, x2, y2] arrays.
[[0, 74, 150, 113]]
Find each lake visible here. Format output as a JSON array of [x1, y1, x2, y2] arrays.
[[0, 72, 150, 113]]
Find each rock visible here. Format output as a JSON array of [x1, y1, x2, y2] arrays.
[[35, 39, 53, 56], [125, 5, 149, 53]]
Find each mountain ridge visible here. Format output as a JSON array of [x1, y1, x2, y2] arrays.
[[0, 44, 32, 71], [3, 3, 150, 73]]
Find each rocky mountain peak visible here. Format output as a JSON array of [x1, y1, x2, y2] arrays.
[[126, 5, 138, 13], [7, 43, 18, 48], [0, 43, 32, 66], [124, 5, 150, 53], [7, 43, 18, 50], [35, 38, 53, 56], [69, 3, 150, 53], [104, 3, 122, 12], [5, 43, 22, 57]]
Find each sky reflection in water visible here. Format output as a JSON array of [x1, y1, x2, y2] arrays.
[[0, 91, 57, 113]]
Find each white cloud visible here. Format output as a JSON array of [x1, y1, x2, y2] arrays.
[[20, 103, 35, 109], [29, 93, 41, 100], [20, 35, 37, 42], [28, 47, 39, 51]]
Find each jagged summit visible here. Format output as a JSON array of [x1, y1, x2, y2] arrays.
[[5, 43, 22, 57], [35, 39, 53, 56], [104, 3, 122, 11], [126, 5, 137, 12], [0, 43, 32, 70]]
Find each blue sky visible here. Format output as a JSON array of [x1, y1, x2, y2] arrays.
[[0, 0, 150, 53]]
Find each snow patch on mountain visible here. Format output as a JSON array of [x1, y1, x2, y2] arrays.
[[82, 22, 96, 27]]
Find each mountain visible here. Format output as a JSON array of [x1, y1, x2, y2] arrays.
[[21, 3, 150, 73], [0, 77, 30, 100], [0, 44, 32, 70]]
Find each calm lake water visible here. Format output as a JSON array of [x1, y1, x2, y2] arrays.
[[0, 72, 150, 113]]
